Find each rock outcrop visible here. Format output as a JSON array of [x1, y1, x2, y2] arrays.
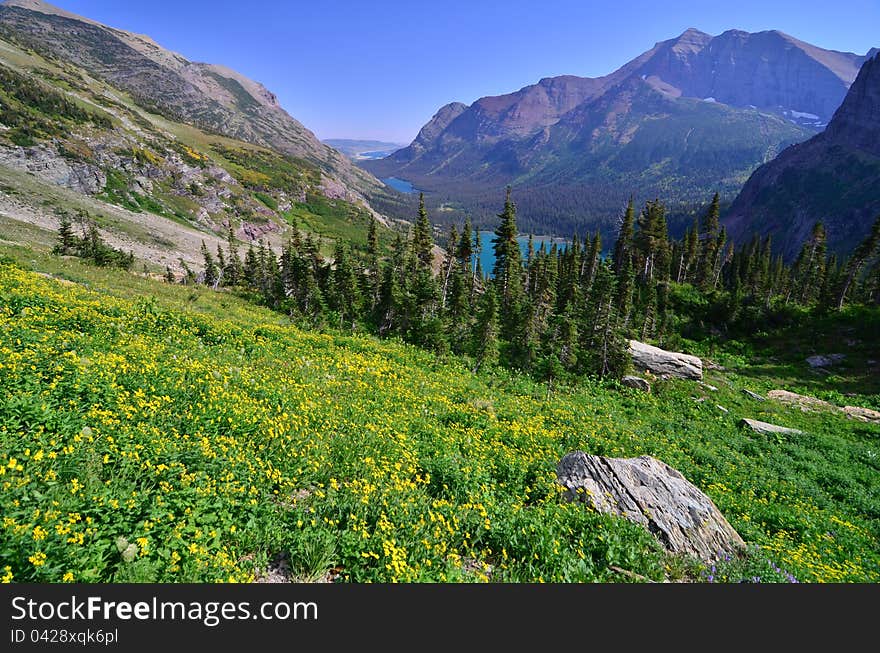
[[621, 375, 651, 392], [841, 405, 880, 423], [628, 340, 703, 380], [557, 452, 745, 561], [767, 389, 835, 412], [739, 418, 804, 436]]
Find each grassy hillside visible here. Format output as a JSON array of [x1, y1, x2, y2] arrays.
[[0, 37, 396, 271], [0, 246, 877, 583]]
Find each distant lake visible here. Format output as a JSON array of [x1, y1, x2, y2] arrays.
[[383, 177, 418, 194], [359, 150, 398, 160], [477, 231, 568, 275]]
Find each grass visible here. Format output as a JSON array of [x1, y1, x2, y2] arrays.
[[0, 247, 877, 584]]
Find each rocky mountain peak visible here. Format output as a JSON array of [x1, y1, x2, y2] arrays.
[[824, 53, 880, 155]]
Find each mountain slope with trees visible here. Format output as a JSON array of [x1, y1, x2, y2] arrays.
[[365, 28, 873, 238]]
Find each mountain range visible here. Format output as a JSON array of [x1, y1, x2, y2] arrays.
[[364, 28, 875, 238], [725, 52, 880, 258]]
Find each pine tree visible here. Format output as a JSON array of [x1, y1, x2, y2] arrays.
[[164, 266, 176, 284], [837, 216, 880, 309], [471, 286, 499, 372], [491, 187, 524, 323], [243, 243, 259, 289], [794, 222, 827, 304], [457, 217, 474, 270], [615, 256, 635, 331], [223, 228, 243, 286], [366, 216, 381, 308], [679, 220, 699, 283], [412, 193, 434, 270], [697, 193, 721, 289], [331, 243, 362, 330], [201, 240, 218, 288], [439, 225, 458, 309], [583, 232, 602, 295], [54, 213, 77, 255], [613, 198, 635, 277]]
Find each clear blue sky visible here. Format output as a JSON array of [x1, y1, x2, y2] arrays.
[[52, 0, 880, 143]]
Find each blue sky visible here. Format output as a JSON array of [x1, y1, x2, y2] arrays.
[[51, 0, 880, 142]]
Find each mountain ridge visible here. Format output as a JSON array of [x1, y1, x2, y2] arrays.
[[0, 0, 382, 201]]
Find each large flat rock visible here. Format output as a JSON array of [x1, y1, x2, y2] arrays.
[[557, 452, 744, 561], [739, 418, 804, 436], [842, 405, 880, 423], [767, 389, 834, 412], [628, 340, 703, 380]]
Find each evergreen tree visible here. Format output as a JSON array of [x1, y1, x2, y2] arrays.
[[243, 243, 259, 288], [54, 213, 77, 255], [471, 287, 499, 372], [412, 193, 434, 270], [837, 216, 880, 309], [330, 243, 362, 330], [613, 198, 635, 277], [697, 193, 721, 289], [223, 228, 243, 286], [439, 225, 458, 309], [457, 217, 474, 270], [794, 222, 827, 304], [201, 240, 218, 288], [366, 216, 381, 308], [491, 187, 524, 326]]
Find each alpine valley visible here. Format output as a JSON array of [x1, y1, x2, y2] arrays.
[[365, 28, 875, 240], [0, 0, 878, 591]]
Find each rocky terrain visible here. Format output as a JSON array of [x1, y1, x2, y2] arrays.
[[0, 0, 396, 272], [725, 53, 880, 257], [0, 0, 381, 199]]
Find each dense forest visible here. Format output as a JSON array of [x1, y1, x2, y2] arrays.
[[58, 190, 880, 383]]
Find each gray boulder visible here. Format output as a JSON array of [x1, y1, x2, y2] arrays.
[[557, 452, 745, 561], [621, 375, 651, 392], [806, 353, 846, 368], [739, 418, 804, 436], [628, 340, 702, 380], [742, 389, 766, 401]]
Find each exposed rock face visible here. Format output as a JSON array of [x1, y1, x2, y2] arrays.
[[629, 340, 703, 380], [621, 375, 651, 392], [0, 144, 105, 194], [767, 389, 834, 412], [842, 405, 880, 423], [739, 418, 804, 436], [0, 0, 380, 199], [725, 54, 880, 258], [407, 102, 468, 156], [557, 452, 745, 561]]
